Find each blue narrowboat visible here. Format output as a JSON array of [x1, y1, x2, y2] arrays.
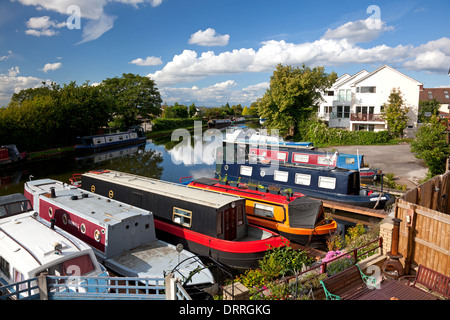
[[215, 147, 391, 209], [74, 126, 146, 153]]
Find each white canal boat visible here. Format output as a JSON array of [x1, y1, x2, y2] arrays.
[[24, 179, 215, 288], [0, 211, 109, 298]]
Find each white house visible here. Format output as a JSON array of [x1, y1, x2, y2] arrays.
[[318, 65, 423, 136]]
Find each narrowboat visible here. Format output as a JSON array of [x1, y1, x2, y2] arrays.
[[77, 170, 287, 269], [216, 147, 391, 209], [0, 193, 33, 219], [0, 144, 27, 169], [207, 118, 232, 128], [224, 128, 314, 149], [187, 177, 337, 247], [0, 211, 109, 298], [24, 178, 215, 287], [74, 126, 147, 154], [224, 129, 380, 181], [231, 117, 246, 125]]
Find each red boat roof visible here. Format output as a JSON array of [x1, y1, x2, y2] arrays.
[[188, 178, 305, 204]]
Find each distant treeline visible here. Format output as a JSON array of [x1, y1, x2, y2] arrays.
[[0, 73, 162, 152]]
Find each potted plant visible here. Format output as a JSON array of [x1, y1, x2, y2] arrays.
[[282, 188, 293, 200], [268, 184, 280, 195], [257, 184, 267, 193], [219, 174, 228, 185], [247, 181, 258, 190]]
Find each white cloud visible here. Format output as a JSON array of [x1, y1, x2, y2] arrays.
[[322, 18, 394, 43], [0, 51, 13, 62], [25, 16, 66, 37], [77, 14, 116, 44], [188, 28, 230, 46], [16, 0, 164, 43], [41, 62, 62, 73], [130, 56, 163, 66], [0, 72, 48, 106], [159, 80, 268, 106], [7, 66, 20, 77]]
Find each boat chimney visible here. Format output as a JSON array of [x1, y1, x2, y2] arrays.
[[50, 218, 56, 230], [50, 187, 56, 198]]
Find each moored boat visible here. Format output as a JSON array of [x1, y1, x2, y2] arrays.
[[77, 170, 288, 269], [216, 147, 391, 209], [24, 178, 215, 288], [187, 177, 337, 247], [207, 118, 232, 128], [0, 211, 109, 298], [74, 126, 147, 154], [0, 193, 33, 219], [0, 145, 27, 169]]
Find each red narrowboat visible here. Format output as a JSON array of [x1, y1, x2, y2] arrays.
[[77, 170, 287, 269]]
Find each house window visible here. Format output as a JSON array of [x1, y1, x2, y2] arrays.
[[445, 91, 449, 99], [274, 170, 289, 182], [254, 203, 274, 218], [318, 176, 336, 189], [360, 86, 376, 93], [324, 106, 332, 115], [428, 91, 433, 99], [295, 173, 311, 186], [337, 106, 350, 118], [327, 91, 334, 96], [173, 207, 192, 227], [346, 89, 352, 101]]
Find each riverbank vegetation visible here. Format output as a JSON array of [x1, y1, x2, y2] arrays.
[[0, 73, 162, 152]]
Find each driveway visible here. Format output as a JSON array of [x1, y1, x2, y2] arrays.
[[319, 143, 428, 189]]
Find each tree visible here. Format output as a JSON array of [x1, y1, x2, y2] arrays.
[[258, 64, 337, 136], [188, 103, 197, 118], [411, 115, 450, 177], [418, 98, 440, 123], [381, 88, 409, 138], [101, 73, 162, 129]]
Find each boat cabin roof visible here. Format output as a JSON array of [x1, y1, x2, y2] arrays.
[[0, 212, 92, 273], [82, 170, 243, 209], [28, 179, 152, 226]]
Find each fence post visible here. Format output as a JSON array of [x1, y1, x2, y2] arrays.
[[165, 273, 176, 300], [37, 273, 48, 300]]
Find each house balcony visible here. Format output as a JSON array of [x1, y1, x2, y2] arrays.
[[350, 113, 384, 123]]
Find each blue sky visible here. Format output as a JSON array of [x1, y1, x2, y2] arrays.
[[1, 0, 449, 107]]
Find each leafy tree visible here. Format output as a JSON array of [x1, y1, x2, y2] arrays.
[[163, 103, 188, 118], [418, 98, 440, 123], [381, 88, 409, 138], [410, 115, 450, 177], [188, 103, 197, 118], [101, 73, 162, 129], [258, 64, 337, 136]]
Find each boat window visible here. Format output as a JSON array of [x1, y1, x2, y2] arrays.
[[0, 256, 11, 279], [345, 157, 355, 164], [173, 207, 192, 227], [293, 153, 309, 163], [217, 211, 223, 235], [254, 203, 274, 218], [295, 173, 311, 186], [317, 156, 333, 165], [274, 170, 289, 182], [318, 176, 336, 189], [240, 165, 253, 176], [13, 269, 26, 290], [45, 254, 95, 277]]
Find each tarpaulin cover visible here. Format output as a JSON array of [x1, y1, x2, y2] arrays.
[[288, 196, 323, 229]]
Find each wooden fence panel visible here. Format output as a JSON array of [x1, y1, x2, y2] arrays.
[[396, 198, 450, 276]]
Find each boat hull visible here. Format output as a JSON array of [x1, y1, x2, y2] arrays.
[[154, 219, 285, 269]]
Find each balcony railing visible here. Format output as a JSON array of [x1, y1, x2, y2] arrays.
[[350, 113, 384, 122]]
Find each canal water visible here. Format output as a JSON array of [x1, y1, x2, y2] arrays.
[[0, 123, 379, 239]]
